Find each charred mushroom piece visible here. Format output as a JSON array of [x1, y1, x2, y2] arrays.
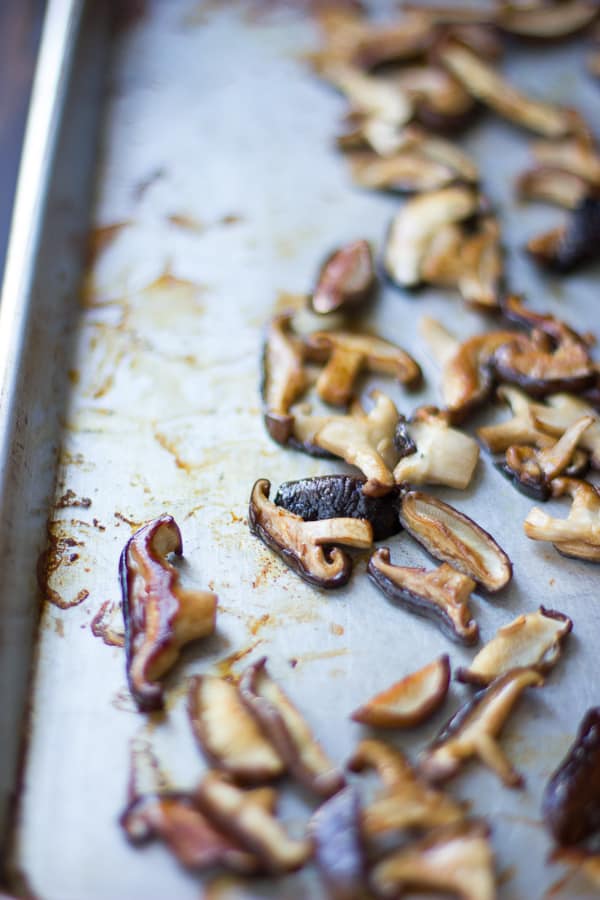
[[249, 479, 373, 589], [524, 477, 600, 561], [419, 668, 544, 787], [543, 707, 600, 846], [370, 821, 496, 900], [393, 407, 480, 489], [533, 393, 600, 469], [493, 332, 595, 398], [311, 240, 375, 315], [262, 313, 307, 445], [274, 475, 402, 541], [399, 492, 513, 592], [195, 771, 311, 874], [384, 186, 480, 288], [368, 548, 478, 645], [498, 2, 599, 39], [310, 787, 367, 900], [527, 195, 600, 272], [305, 331, 421, 407], [477, 386, 558, 454], [351, 655, 451, 728], [188, 675, 284, 783], [120, 516, 217, 712], [240, 657, 345, 797], [457, 607, 573, 686]]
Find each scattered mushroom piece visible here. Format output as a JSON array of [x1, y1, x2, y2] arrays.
[[351, 655, 451, 728], [533, 393, 600, 469], [493, 329, 595, 399], [527, 195, 600, 272], [273, 475, 402, 541], [543, 707, 600, 846], [120, 515, 217, 712], [531, 136, 600, 185], [456, 607, 573, 686], [248, 479, 373, 589], [370, 821, 496, 900], [399, 491, 513, 592], [384, 186, 480, 288], [262, 313, 307, 445], [498, 1, 599, 39], [524, 477, 600, 561], [310, 787, 367, 900], [324, 63, 413, 127], [457, 217, 503, 310], [194, 771, 311, 875], [239, 657, 345, 798], [305, 331, 421, 406], [187, 675, 284, 783], [477, 386, 558, 454], [311, 240, 376, 315], [516, 166, 588, 210], [394, 66, 477, 131], [393, 407, 480, 489], [368, 548, 479, 645], [419, 668, 544, 787], [314, 12, 434, 72], [350, 149, 460, 193]]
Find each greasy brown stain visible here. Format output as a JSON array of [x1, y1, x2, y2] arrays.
[[251, 558, 277, 589], [215, 640, 264, 680], [91, 601, 125, 648], [498, 865, 517, 886], [67, 368, 80, 385], [37, 520, 90, 609], [166, 212, 204, 232], [249, 613, 271, 636], [53, 618, 65, 638], [56, 489, 92, 509], [112, 689, 140, 713], [219, 213, 243, 226], [143, 270, 202, 294], [330, 622, 344, 636], [86, 221, 130, 265], [153, 429, 194, 472], [190, 0, 361, 24], [114, 511, 145, 530], [288, 648, 349, 667]]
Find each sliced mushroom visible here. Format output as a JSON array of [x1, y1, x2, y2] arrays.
[[194, 771, 311, 874], [310, 787, 367, 900], [456, 607, 573, 686], [393, 407, 480, 489], [273, 475, 402, 541], [516, 166, 588, 210], [384, 186, 480, 288], [493, 331, 595, 398], [477, 386, 556, 453], [368, 548, 478, 645], [350, 150, 460, 193], [120, 516, 217, 712], [305, 331, 421, 407], [543, 707, 600, 846], [248, 479, 373, 589], [457, 217, 503, 310], [419, 668, 544, 787], [187, 675, 284, 783], [370, 821, 496, 900], [403, 4, 499, 25], [324, 63, 413, 126], [239, 657, 345, 797], [394, 66, 476, 131], [524, 476, 600, 561], [527, 195, 600, 272], [351, 655, 451, 728], [531, 136, 600, 185], [502, 294, 591, 348], [311, 240, 375, 315], [498, 2, 599, 39], [533, 393, 600, 469], [439, 39, 581, 138], [399, 491, 513, 592], [315, 13, 434, 72], [349, 739, 465, 838], [262, 313, 307, 445], [294, 392, 401, 496]]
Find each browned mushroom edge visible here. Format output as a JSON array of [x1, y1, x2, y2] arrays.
[[524, 476, 600, 562], [261, 313, 308, 446], [527, 195, 600, 273], [351, 654, 451, 728], [120, 515, 217, 712], [311, 239, 376, 315], [309, 786, 367, 900], [516, 166, 588, 211], [498, 2, 599, 41], [392, 406, 480, 489]]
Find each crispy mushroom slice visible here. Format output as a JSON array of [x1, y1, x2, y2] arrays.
[[457, 607, 573, 687], [311, 240, 375, 315], [419, 668, 544, 787], [249, 479, 373, 589], [439, 39, 581, 138], [543, 707, 600, 846], [527, 195, 600, 272], [393, 407, 480, 489], [399, 491, 512, 592], [310, 787, 367, 900], [531, 136, 600, 184], [370, 821, 496, 900], [262, 313, 307, 445], [352, 655, 451, 728], [239, 657, 345, 797], [394, 66, 476, 131], [384, 186, 480, 288], [350, 150, 459, 193], [188, 675, 284, 783], [368, 549, 478, 645], [324, 63, 413, 126], [194, 771, 311, 874], [516, 167, 588, 210], [524, 477, 600, 561], [498, 1, 599, 39], [120, 515, 217, 712], [534, 393, 600, 469], [314, 12, 434, 72], [273, 475, 402, 541], [477, 386, 557, 453], [493, 332, 595, 398], [458, 217, 503, 310]]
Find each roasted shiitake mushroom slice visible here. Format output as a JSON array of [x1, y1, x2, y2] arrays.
[[477, 385, 556, 453], [533, 393, 600, 469], [351, 655, 451, 728], [498, 1, 599, 40], [527, 195, 600, 272], [393, 407, 480, 489], [516, 167, 589, 210], [524, 476, 600, 561], [310, 787, 368, 900], [530, 136, 600, 185], [311, 240, 376, 315], [261, 313, 308, 445]]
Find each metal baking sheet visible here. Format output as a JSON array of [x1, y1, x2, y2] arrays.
[[2, 2, 600, 898]]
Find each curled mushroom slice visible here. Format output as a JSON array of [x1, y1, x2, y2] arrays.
[[311, 240, 375, 316], [399, 491, 512, 592], [239, 657, 345, 797], [498, 1, 599, 39], [493, 333, 595, 399], [352, 655, 451, 728], [395, 66, 477, 132], [368, 548, 478, 645], [393, 407, 480, 489], [249, 479, 372, 589], [384, 186, 480, 288], [274, 475, 402, 541], [310, 787, 367, 900], [516, 166, 588, 210], [315, 12, 434, 72], [439, 40, 580, 138], [477, 386, 557, 453], [262, 313, 307, 445], [419, 668, 544, 787], [370, 821, 496, 900], [325, 63, 413, 126], [524, 477, 600, 561], [457, 607, 573, 687], [188, 675, 284, 783], [350, 150, 459, 193], [531, 136, 600, 185], [527, 195, 600, 272], [120, 516, 217, 712], [305, 331, 421, 407], [457, 217, 503, 310], [534, 393, 600, 469], [195, 771, 311, 874], [543, 707, 600, 846]]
